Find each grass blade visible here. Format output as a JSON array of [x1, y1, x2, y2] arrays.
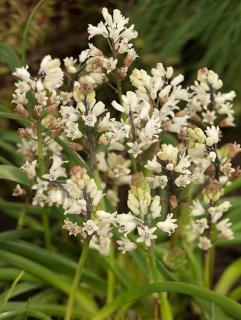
[[92, 282, 241, 320]]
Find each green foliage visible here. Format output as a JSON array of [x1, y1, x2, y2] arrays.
[[0, 165, 30, 187], [132, 0, 241, 97], [0, 2, 241, 320], [0, 43, 21, 71]]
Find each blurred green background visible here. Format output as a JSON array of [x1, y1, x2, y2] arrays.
[[0, 0, 241, 287]]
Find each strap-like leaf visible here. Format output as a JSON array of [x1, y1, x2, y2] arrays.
[[92, 282, 241, 320], [215, 258, 241, 295], [0, 249, 97, 315], [0, 43, 21, 71], [0, 165, 31, 187]]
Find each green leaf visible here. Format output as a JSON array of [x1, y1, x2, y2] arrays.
[[92, 282, 241, 320], [156, 259, 178, 282], [0, 200, 42, 215], [229, 286, 241, 301], [1, 240, 106, 295], [56, 137, 91, 174], [217, 235, 241, 247], [0, 130, 21, 144], [223, 177, 241, 195], [182, 242, 203, 284], [0, 230, 38, 243], [0, 249, 97, 315], [0, 141, 23, 164], [0, 110, 29, 126], [1, 303, 86, 319], [0, 270, 25, 311], [0, 165, 31, 187], [31, 289, 61, 304], [215, 257, 241, 295], [21, 0, 46, 63], [0, 283, 43, 306], [0, 43, 21, 71], [0, 309, 51, 320], [0, 268, 37, 283], [0, 156, 12, 165]]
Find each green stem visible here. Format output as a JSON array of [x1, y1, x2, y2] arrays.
[[21, 0, 46, 64], [107, 246, 115, 304], [115, 74, 123, 104], [148, 247, 173, 320], [204, 222, 216, 289], [37, 122, 45, 177], [204, 245, 215, 289], [65, 239, 90, 320], [37, 122, 51, 250]]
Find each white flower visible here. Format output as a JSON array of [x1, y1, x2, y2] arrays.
[[117, 238, 136, 253], [103, 57, 117, 73], [191, 218, 209, 235], [137, 226, 157, 247], [112, 91, 149, 117], [63, 198, 86, 215], [157, 213, 178, 235], [206, 126, 219, 146], [88, 22, 108, 39], [127, 142, 142, 158], [92, 190, 103, 207], [145, 156, 162, 173], [39, 55, 64, 90], [32, 178, 49, 193], [175, 174, 192, 188], [13, 66, 31, 82], [78, 98, 106, 127], [90, 235, 111, 256], [21, 160, 37, 180], [139, 117, 162, 149], [147, 175, 168, 189], [216, 218, 233, 240], [12, 184, 26, 197], [198, 236, 212, 250], [175, 155, 191, 175], [83, 219, 100, 235], [207, 151, 216, 162], [127, 185, 151, 217], [150, 196, 162, 219], [158, 144, 178, 162], [166, 163, 174, 171], [218, 201, 231, 213], [117, 213, 136, 235], [82, 114, 97, 127], [113, 165, 130, 178], [96, 210, 116, 223], [64, 57, 77, 73], [197, 68, 223, 89], [63, 219, 82, 237], [43, 155, 67, 181], [48, 188, 63, 206], [64, 123, 83, 140], [171, 74, 184, 86], [190, 200, 205, 217], [60, 106, 79, 123], [88, 8, 138, 54]]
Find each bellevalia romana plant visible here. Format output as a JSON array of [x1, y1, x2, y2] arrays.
[[2, 5, 241, 320]]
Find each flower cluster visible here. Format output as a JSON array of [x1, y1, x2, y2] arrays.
[[11, 7, 240, 256]]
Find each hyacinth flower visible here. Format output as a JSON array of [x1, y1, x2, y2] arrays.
[[6, 5, 241, 320]]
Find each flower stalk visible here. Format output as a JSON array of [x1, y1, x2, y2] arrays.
[[37, 121, 51, 250], [148, 247, 173, 320], [204, 225, 216, 288], [65, 238, 90, 320]]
